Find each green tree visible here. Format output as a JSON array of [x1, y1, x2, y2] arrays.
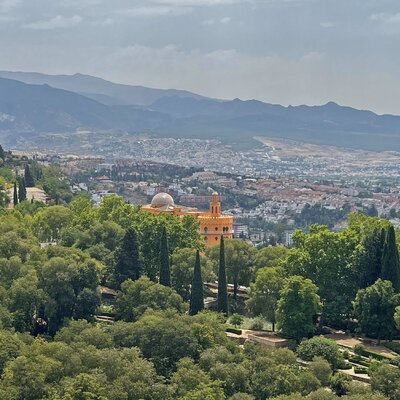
[[208, 239, 255, 300], [229, 313, 244, 328], [115, 276, 185, 322], [330, 372, 352, 396], [286, 225, 360, 326], [276, 276, 321, 342], [18, 178, 26, 202], [32, 206, 73, 242], [353, 279, 399, 343], [253, 246, 289, 271], [247, 267, 285, 331], [359, 227, 386, 288], [381, 226, 400, 291], [217, 235, 229, 315], [370, 363, 400, 400], [54, 373, 107, 400], [13, 182, 18, 206], [159, 226, 171, 287], [297, 337, 343, 369], [171, 248, 215, 300], [24, 165, 35, 187], [308, 357, 332, 386], [189, 250, 204, 316], [395, 305, 400, 330], [0, 144, 4, 161], [114, 227, 141, 288]]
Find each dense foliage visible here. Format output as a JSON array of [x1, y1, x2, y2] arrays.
[[1, 153, 400, 399]]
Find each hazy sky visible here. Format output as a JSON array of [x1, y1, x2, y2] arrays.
[[1, 0, 400, 114]]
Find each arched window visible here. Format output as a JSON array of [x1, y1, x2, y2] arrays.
[[204, 227, 208, 233], [215, 237, 218, 241], [215, 227, 218, 231], [204, 236, 208, 241]]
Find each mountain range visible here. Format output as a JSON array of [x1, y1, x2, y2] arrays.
[[1, 71, 400, 151]]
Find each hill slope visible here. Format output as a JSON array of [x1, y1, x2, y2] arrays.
[[0, 77, 170, 136], [2, 75, 400, 151], [0, 71, 207, 106]]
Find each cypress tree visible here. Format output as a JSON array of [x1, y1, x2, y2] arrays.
[[115, 227, 141, 288], [13, 181, 18, 206], [359, 227, 385, 288], [159, 226, 171, 287], [217, 235, 229, 315], [0, 144, 4, 161], [189, 250, 204, 315], [381, 225, 400, 291], [18, 178, 26, 202], [24, 165, 35, 187]]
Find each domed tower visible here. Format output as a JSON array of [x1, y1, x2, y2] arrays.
[[210, 192, 221, 216], [199, 191, 233, 246]]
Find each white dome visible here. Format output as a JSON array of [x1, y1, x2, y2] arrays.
[[151, 192, 175, 208]]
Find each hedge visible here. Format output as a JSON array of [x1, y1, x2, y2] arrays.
[[354, 367, 368, 374], [384, 341, 400, 355], [354, 345, 391, 361], [226, 327, 242, 335]]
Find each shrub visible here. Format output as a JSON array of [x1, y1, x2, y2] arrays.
[[250, 317, 264, 331], [330, 372, 352, 396], [354, 343, 366, 356], [308, 357, 332, 386], [390, 356, 400, 368], [230, 314, 244, 328], [340, 362, 352, 370], [297, 337, 343, 369]]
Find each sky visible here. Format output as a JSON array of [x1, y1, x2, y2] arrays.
[[1, 0, 400, 114]]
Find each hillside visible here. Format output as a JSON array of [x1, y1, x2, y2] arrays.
[[0, 77, 171, 138], [3, 75, 400, 151], [0, 71, 207, 106]]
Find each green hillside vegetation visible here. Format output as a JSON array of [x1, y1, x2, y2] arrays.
[[0, 154, 400, 397]]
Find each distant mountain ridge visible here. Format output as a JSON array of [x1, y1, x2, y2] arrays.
[[2, 72, 400, 152], [0, 71, 207, 106]]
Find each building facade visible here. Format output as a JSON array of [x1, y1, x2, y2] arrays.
[[142, 192, 233, 246]]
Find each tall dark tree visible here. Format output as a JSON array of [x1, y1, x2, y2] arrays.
[[13, 181, 18, 206], [381, 226, 400, 291], [0, 144, 4, 161], [115, 227, 141, 288], [18, 178, 26, 202], [189, 250, 204, 315], [159, 226, 171, 287], [359, 227, 385, 288], [24, 165, 35, 187], [217, 235, 229, 315]]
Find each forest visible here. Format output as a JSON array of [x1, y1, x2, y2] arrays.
[[0, 151, 400, 399]]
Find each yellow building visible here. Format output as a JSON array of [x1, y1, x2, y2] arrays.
[[142, 191, 233, 246]]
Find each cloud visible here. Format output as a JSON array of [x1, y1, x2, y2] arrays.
[[151, 0, 241, 6], [0, 0, 20, 12], [370, 12, 400, 23], [320, 22, 335, 28], [116, 6, 191, 17], [24, 15, 83, 30], [220, 16, 231, 24]]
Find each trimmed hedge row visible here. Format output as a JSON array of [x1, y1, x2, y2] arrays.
[[354, 367, 368, 374], [226, 327, 242, 335], [384, 341, 400, 355]]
